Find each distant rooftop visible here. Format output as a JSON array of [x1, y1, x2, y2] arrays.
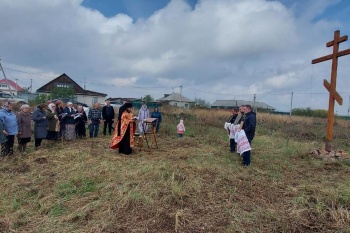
[[211, 99, 275, 110], [157, 93, 194, 102]]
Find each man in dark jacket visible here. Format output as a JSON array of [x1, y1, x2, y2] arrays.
[[102, 100, 115, 136], [242, 105, 256, 166]]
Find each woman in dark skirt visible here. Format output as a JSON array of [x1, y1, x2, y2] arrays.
[[55, 100, 65, 139], [46, 103, 58, 141], [16, 104, 32, 153], [75, 105, 87, 138]]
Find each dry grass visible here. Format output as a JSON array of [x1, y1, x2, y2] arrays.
[[1, 108, 350, 232]]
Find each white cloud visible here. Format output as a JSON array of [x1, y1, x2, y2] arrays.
[[0, 0, 348, 113], [110, 77, 138, 86], [265, 73, 302, 89]]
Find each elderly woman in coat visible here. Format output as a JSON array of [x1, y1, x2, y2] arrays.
[[0, 102, 18, 156], [63, 102, 77, 140], [55, 100, 65, 140], [32, 103, 48, 149], [75, 105, 87, 138], [16, 104, 32, 153], [46, 103, 58, 141]]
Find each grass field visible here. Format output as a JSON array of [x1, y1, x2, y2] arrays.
[[1, 108, 350, 232]]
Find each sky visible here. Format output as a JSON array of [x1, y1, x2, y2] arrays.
[[1, 0, 350, 114]]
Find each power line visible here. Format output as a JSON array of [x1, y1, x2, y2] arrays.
[[3, 66, 177, 90], [4, 67, 55, 79], [6, 64, 350, 98], [182, 87, 252, 96]]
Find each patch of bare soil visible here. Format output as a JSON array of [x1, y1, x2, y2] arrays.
[[0, 163, 30, 173], [0, 220, 9, 232], [34, 157, 48, 164]]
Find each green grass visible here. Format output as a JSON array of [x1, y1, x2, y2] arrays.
[[0, 109, 350, 232]]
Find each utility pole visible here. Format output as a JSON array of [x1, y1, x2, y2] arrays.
[[180, 85, 182, 102], [0, 59, 13, 96], [348, 95, 350, 116], [15, 78, 18, 96], [30, 79, 32, 93], [253, 94, 256, 112], [84, 77, 87, 103], [290, 92, 293, 116]]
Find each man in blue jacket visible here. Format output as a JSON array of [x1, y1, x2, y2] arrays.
[[242, 105, 256, 166]]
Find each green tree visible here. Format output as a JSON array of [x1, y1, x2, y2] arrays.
[[194, 98, 210, 108], [34, 94, 51, 104], [50, 87, 76, 99], [142, 94, 154, 103]]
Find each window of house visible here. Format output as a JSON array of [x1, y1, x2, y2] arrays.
[[92, 97, 98, 103], [174, 103, 177, 107], [0, 84, 8, 88], [3, 93, 12, 98], [55, 82, 72, 88], [185, 103, 188, 108]]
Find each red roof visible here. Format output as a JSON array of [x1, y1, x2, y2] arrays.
[[0, 79, 23, 91]]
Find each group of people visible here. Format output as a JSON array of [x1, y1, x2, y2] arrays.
[[225, 105, 256, 167], [110, 102, 163, 155], [136, 102, 163, 134], [1, 98, 256, 166], [0, 99, 120, 156], [0, 99, 163, 156]]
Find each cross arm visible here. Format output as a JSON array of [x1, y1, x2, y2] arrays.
[[324, 79, 343, 105], [312, 48, 350, 64], [326, 35, 348, 47]]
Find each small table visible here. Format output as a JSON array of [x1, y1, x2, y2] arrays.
[[141, 118, 159, 151]]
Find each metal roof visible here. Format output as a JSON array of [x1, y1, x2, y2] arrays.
[[157, 93, 194, 103], [211, 99, 275, 110]]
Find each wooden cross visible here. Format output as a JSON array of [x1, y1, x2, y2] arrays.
[[312, 30, 350, 152]]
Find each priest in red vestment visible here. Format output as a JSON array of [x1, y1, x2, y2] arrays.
[[110, 102, 136, 155]]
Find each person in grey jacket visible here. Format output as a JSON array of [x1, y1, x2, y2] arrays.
[[16, 104, 32, 153], [0, 102, 18, 156], [32, 103, 48, 149]]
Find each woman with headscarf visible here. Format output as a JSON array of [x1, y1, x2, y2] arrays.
[[46, 103, 58, 141], [16, 104, 32, 153], [32, 103, 48, 149], [75, 105, 87, 138], [137, 102, 149, 133], [55, 100, 65, 140], [63, 102, 77, 140], [0, 102, 18, 156]]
